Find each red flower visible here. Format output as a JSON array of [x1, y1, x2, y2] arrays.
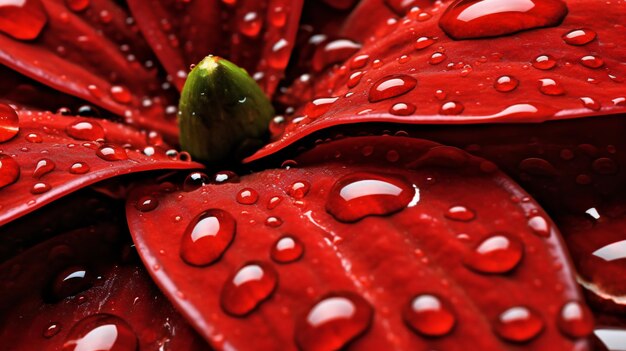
[[0, 0, 624, 350]]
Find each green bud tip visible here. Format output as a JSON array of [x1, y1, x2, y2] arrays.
[[178, 55, 275, 164]]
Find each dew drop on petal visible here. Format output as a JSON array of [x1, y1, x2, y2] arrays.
[[0, 103, 19, 142], [33, 158, 55, 178], [439, 101, 464, 115], [183, 172, 210, 192], [464, 234, 523, 274], [69, 162, 90, 174], [0, 0, 47, 40], [66, 121, 105, 141], [557, 301, 594, 339], [135, 195, 158, 212], [48, 266, 93, 301], [31, 181, 51, 194], [389, 102, 416, 116], [494, 75, 519, 92], [368, 75, 417, 102], [532, 54, 557, 70], [96, 145, 128, 161], [0, 154, 20, 189], [295, 292, 373, 351], [288, 181, 311, 199], [403, 294, 456, 337], [62, 314, 137, 351], [236, 188, 259, 205], [445, 205, 476, 221], [180, 210, 235, 266], [538, 78, 565, 96], [528, 215, 550, 237], [562, 28, 596, 46], [109, 85, 132, 104], [326, 172, 415, 222], [494, 306, 544, 342], [65, 0, 90, 12], [220, 262, 278, 316], [43, 323, 62, 338], [271, 235, 304, 263]]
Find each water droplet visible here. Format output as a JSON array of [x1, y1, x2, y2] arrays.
[[267, 196, 282, 209], [312, 39, 361, 72], [0, 154, 20, 189], [304, 97, 339, 119], [592, 157, 618, 175], [532, 54, 557, 70], [44, 322, 62, 338], [326, 172, 415, 222], [562, 28, 596, 46], [368, 75, 417, 102], [580, 55, 604, 69], [0, 0, 47, 40], [347, 71, 364, 88], [47, 266, 93, 301], [538, 78, 565, 96], [271, 235, 304, 263], [66, 121, 105, 141], [414, 36, 435, 50], [182, 172, 210, 192], [265, 216, 283, 227], [494, 306, 544, 342], [557, 301, 593, 338], [180, 210, 235, 266], [445, 205, 476, 221], [31, 181, 51, 194], [69, 162, 90, 174], [268, 38, 291, 69], [403, 294, 456, 337], [25, 133, 42, 143], [65, 0, 90, 12], [295, 292, 373, 351], [580, 97, 600, 111], [136, 195, 158, 212], [237, 188, 259, 205], [77, 105, 100, 117], [213, 171, 239, 184], [389, 102, 416, 116], [0, 103, 19, 142], [220, 262, 278, 316], [33, 158, 55, 178], [350, 55, 369, 69], [288, 181, 310, 199], [528, 215, 550, 237], [464, 234, 523, 273], [439, 101, 464, 115], [439, 0, 568, 40], [240, 11, 262, 37], [63, 314, 137, 351], [109, 85, 132, 104], [494, 75, 519, 92], [96, 145, 128, 161], [428, 52, 447, 65]]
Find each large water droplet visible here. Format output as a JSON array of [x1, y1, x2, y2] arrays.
[[236, 188, 259, 205], [271, 235, 304, 263], [532, 54, 557, 70], [538, 78, 565, 96], [464, 234, 523, 273], [403, 294, 456, 337], [439, 0, 568, 40], [66, 120, 105, 141], [494, 306, 544, 342], [445, 205, 476, 221], [0, 0, 47, 40], [440, 101, 464, 115], [109, 86, 131, 104], [33, 158, 55, 178], [47, 266, 93, 301], [62, 314, 137, 351], [220, 262, 278, 316], [303, 97, 339, 119], [368, 75, 417, 102], [183, 172, 210, 192], [557, 301, 593, 339], [528, 215, 550, 237], [0, 153, 20, 189], [326, 172, 415, 222], [0, 103, 19, 142], [31, 181, 51, 194], [494, 75, 519, 92], [96, 145, 128, 161], [295, 292, 373, 351], [288, 181, 310, 199], [389, 102, 416, 116], [562, 28, 596, 46], [180, 210, 235, 266], [69, 162, 90, 174], [239, 11, 262, 37]]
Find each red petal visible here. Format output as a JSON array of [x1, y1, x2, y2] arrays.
[[0, 0, 180, 138], [127, 136, 590, 350], [250, 0, 626, 161], [0, 104, 201, 226], [127, 0, 304, 95], [0, 217, 208, 350]]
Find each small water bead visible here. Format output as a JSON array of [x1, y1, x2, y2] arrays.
[[350, 54, 369, 69], [220, 262, 278, 316], [580, 55, 604, 69], [66, 121, 105, 141], [135, 195, 158, 212], [414, 36, 435, 50], [240, 11, 262, 37], [96, 145, 128, 161], [182, 172, 210, 192], [25, 133, 42, 143], [48, 266, 93, 301], [397, 54, 411, 64], [304, 97, 339, 119], [268, 38, 291, 69], [592, 157, 618, 175], [69, 162, 90, 174], [538, 78, 565, 96], [295, 292, 373, 351], [326, 172, 415, 222], [464, 234, 523, 274], [43, 322, 62, 338], [0, 154, 20, 189], [0, 0, 47, 40], [403, 294, 456, 337], [494, 75, 519, 92], [562, 28, 597, 46], [389, 102, 416, 116], [557, 301, 593, 339], [271, 235, 304, 263], [347, 71, 364, 88], [528, 215, 550, 237], [288, 181, 310, 199], [77, 105, 100, 117], [428, 52, 446, 65], [368, 75, 417, 102], [532, 55, 557, 70], [62, 314, 137, 351], [445, 205, 476, 222], [439, 101, 464, 115], [580, 97, 601, 111], [236, 188, 259, 205], [494, 306, 544, 342], [372, 59, 383, 68], [109, 85, 132, 104], [0, 103, 19, 142], [65, 0, 90, 12], [213, 170, 240, 184], [33, 158, 55, 178], [31, 181, 51, 194], [180, 210, 236, 266], [386, 150, 400, 162], [439, 0, 568, 40], [267, 196, 282, 209], [265, 216, 283, 227]]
